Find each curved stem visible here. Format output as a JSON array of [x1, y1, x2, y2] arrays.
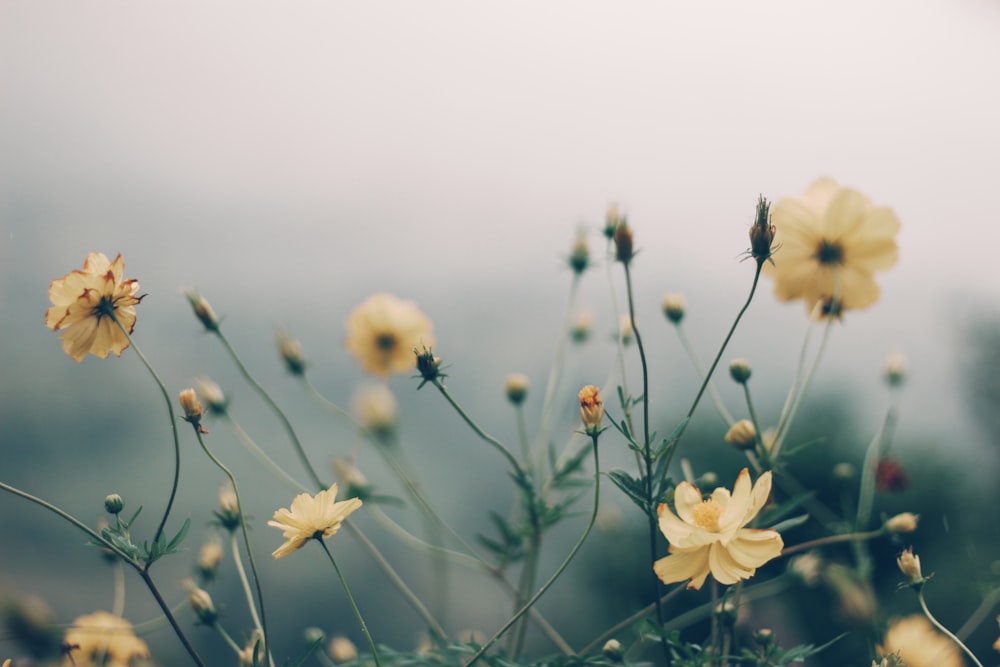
[[194, 430, 272, 667], [136, 569, 208, 667], [109, 314, 180, 552], [917, 588, 983, 667], [213, 328, 325, 490], [318, 540, 382, 667], [431, 379, 524, 476], [779, 528, 885, 557], [111, 560, 126, 618], [230, 532, 265, 647], [674, 323, 735, 426], [579, 583, 688, 656], [771, 317, 834, 458], [224, 414, 310, 493], [465, 433, 601, 666]]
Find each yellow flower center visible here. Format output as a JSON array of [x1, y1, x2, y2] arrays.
[[692, 499, 722, 532], [815, 240, 844, 265]]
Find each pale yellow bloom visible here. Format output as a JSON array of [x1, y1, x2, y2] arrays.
[[879, 615, 965, 667], [268, 484, 363, 558], [327, 636, 358, 664], [654, 469, 783, 590], [45, 253, 142, 362], [346, 293, 434, 377], [724, 420, 757, 450], [897, 547, 923, 583], [62, 611, 150, 667], [885, 512, 919, 534], [763, 178, 899, 315], [352, 383, 399, 433], [578, 385, 605, 435]]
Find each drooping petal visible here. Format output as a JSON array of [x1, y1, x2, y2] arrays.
[[708, 542, 757, 585], [726, 529, 784, 569], [653, 546, 711, 590]]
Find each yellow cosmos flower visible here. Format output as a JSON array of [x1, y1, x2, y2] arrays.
[[878, 615, 965, 667], [763, 178, 900, 315], [653, 468, 783, 590], [62, 611, 150, 667], [268, 484, 363, 559], [45, 253, 142, 362], [345, 293, 435, 377]]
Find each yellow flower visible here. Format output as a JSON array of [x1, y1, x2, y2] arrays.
[[345, 293, 434, 377], [763, 178, 900, 315], [878, 615, 965, 667], [653, 468, 783, 590], [45, 253, 142, 362], [268, 484, 363, 559], [62, 611, 150, 667]]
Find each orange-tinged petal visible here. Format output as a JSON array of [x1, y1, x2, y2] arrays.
[[672, 481, 703, 525], [726, 529, 784, 569], [653, 546, 711, 589]]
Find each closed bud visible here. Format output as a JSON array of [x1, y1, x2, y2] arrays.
[[195, 377, 228, 415], [749, 195, 776, 264], [414, 345, 446, 387], [327, 636, 358, 664], [504, 373, 529, 405], [613, 221, 634, 265], [568, 230, 590, 275], [352, 384, 398, 438], [883, 353, 907, 388], [885, 512, 919, 534], [753, 628, 774, 646], [604, 205, 624, 239], [662, 293, 686, 324], [276, 330, 307, 376], [185, 290, 220, 332], [602, 639, 623, 662], [897, 547, 923, 583], [570, 309, 592, 343], [578, 385, 605, 436], [197, 540, 224, 581], [729, 358, 752, 384], [104, 493, 124, 515], [724, 419, 757, 450], [178, 388, 205, 430], [618, 315, 634, 346], [183, 579, 218, 625], [216, 485, 241, 531]]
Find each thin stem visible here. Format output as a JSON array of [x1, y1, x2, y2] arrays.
[[230, 532, 265, 648], [771, 317, 834, 459], [194, 430, 272, 667], [224, 414, 310, 492], [318, 540, 382, 667], [674, 323, 735, 426], [213, 328, 325, 490], [109, 314, 180, 552], [579, 583, 688, 656], [515, 403, 531, 467], [957, 586, 1000, 641], [136, 569, 209, 667], [212, 622, 246, 654], [741, 383, 767, 462], [779, 528, 885, 557], [431, 379, 523, 475], [111, 560, 126, 618], [917, 588, 984, 667], [465, 433, 601, 666]]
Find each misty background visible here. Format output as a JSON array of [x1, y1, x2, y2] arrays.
[[2, 2, 1000, 665]]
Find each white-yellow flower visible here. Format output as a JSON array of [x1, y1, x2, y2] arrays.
[[653, 469, 783, 590], [878, 615, 964, 667], [268, 484, 363, 559], [45, 253, 142, 362], [345, 293, 435, 377], [62, 611, 150, 667], [763, 178, 899, 315]]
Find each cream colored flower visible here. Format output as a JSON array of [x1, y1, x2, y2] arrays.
[[352, 383, 399, 434], [763, 178, 899, 315], [62, 611, 150, 667], [345, 293, 435, 377], [327, 636, 358, 664], [45, 253, 142, 362], [878, 615, 964, 667], [268, 484, 363, 559], [654, 469, 783, 590]]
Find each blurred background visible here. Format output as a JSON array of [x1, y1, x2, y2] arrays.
[[2, 1, 1000, 665]]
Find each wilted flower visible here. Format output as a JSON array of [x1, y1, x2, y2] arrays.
[[346, 293, 434, 378], [178, 388, 204, 425], [352, 383, 399, 435], [62, 611, 150, 667], [653, 469, 783, 590], [104, 494, 124, 515], [327, 636, 358, 664], [268, 484, 363, 559], [578, 385, 605, 435], [724, 420, 757, 450], [45, 253, 142, 362], [504, 373, 530, 405], [749, 195, 776, 264], [762, 178, 900, 315], [662, 293, 686, 325], [885, 512, 919, 534], [878, 615, 964, 667], [897, 547, 923, 583]]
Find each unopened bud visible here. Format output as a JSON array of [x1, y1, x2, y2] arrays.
[[578, 385, 605, 436], [883, 353, 907, 388], [184, 579, 218, 625], [724, 419, 757, 450], [352, 384, 398, 437], [613, 221, 634, 265], [185, 290, 220, 332], [178, 388, 204, 428], [729, 358, 752, 384], [327, 636, 358, 664], [749, 195, 775, 264], [897, 547, 923, 583], [276, 330, 307, 376], [602, 639, 623, 662], [568, 230, 590, 275], [303, 627, 325, 645], [216, 485, 241, 531], [885, 512, 919, 534], [604, 205, 624, 239], [104, 493, 124, 515], [570, 310, 592, 343], [618, 316, 634, 346], [505, 373, 529, 405], [753, 628, 774, 646], [414, 345, 445, 387], [195, 377, 228, 415], [662, 293, 686, 324], [197, 540, 224, 581]]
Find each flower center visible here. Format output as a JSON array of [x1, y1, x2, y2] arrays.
[[815, 240, 844, 265], [375, 333, 397, 352], [692, 499, 722, 532]]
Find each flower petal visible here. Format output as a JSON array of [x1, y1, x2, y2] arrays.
[[653, 546, 711, 590], [672, 481, 703, 525], [726, 529, 784, 569]]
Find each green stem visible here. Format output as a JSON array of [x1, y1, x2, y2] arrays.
[[318, 540, 382, 667], [741, 383, 767, 463], [779, 528, 885, 557], [917, 587, 984, 667], [193, 429, 271, 666], [212, 622, 245, 654], [213, 328, 325, 490], [224, 414, 310, 492], [515, 403, 531, 467], [109, 314, 180, 553], [579, 582, 688, 656], [111, 559, 126, 618], [465, 433, 601, 666], [770, 317, 834, 459], [230, 532, 267, 657], [675, 323, 735, 426], [431, 379, 524, 476], [136, 568, 209, 667]]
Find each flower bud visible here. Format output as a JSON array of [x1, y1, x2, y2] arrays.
[[303, 627, 325, 645], [197, 540, 224, 581], [195, 377, 228, 415], [333, 458, 371, 499], [788, 551, 823, 586], [662, 293, 686, 324], [568, 230, 590, 275], [216, 485, 241, 531], [104, 493, 124, 515], [183, 579, 218, 625], [327, 636, 358, 664], [604, 205, 624, 239], [618, 315, 634, 346], [883, 353, 907, 388], [724, 419, 757, 450], [885, 512, 919, 534], [570, 309, 592, 343], [578, 385, 605, 436], [749, 195, 775, 264], [613, 221, 634, 265], [185, 290, 220, 332], [602, 639, 623, 662], [276, 330, 307, 376], [753, 628, 774, 646], [414, 345, 445, 387], [897, 547, 923, 583], [505, 373, 529, 405], [352, 384, 398, 437], [179, 388, 205, 431], [729, 358, 752, 384]]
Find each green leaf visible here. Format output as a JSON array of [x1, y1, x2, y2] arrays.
[[606, 469, 649, 512], [769, 513, 810, 534]]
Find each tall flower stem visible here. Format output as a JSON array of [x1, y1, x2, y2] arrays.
[[431, 379, 523, 475], [579, 583, 688, 656], [779, 528, 885, 557], [318, 540, 382, 667], [465, 433, 601, 666], [674, 323, 735, 426], [111, 560, 126, 618], [212, 328, 325, 490], [193, 430, 272, 667], [770, 318, 834, 459], [109, 314, 180, 552], [0, 481, 207, 667], [230, 532, 266, 646], [916, 587, 984, 667]]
